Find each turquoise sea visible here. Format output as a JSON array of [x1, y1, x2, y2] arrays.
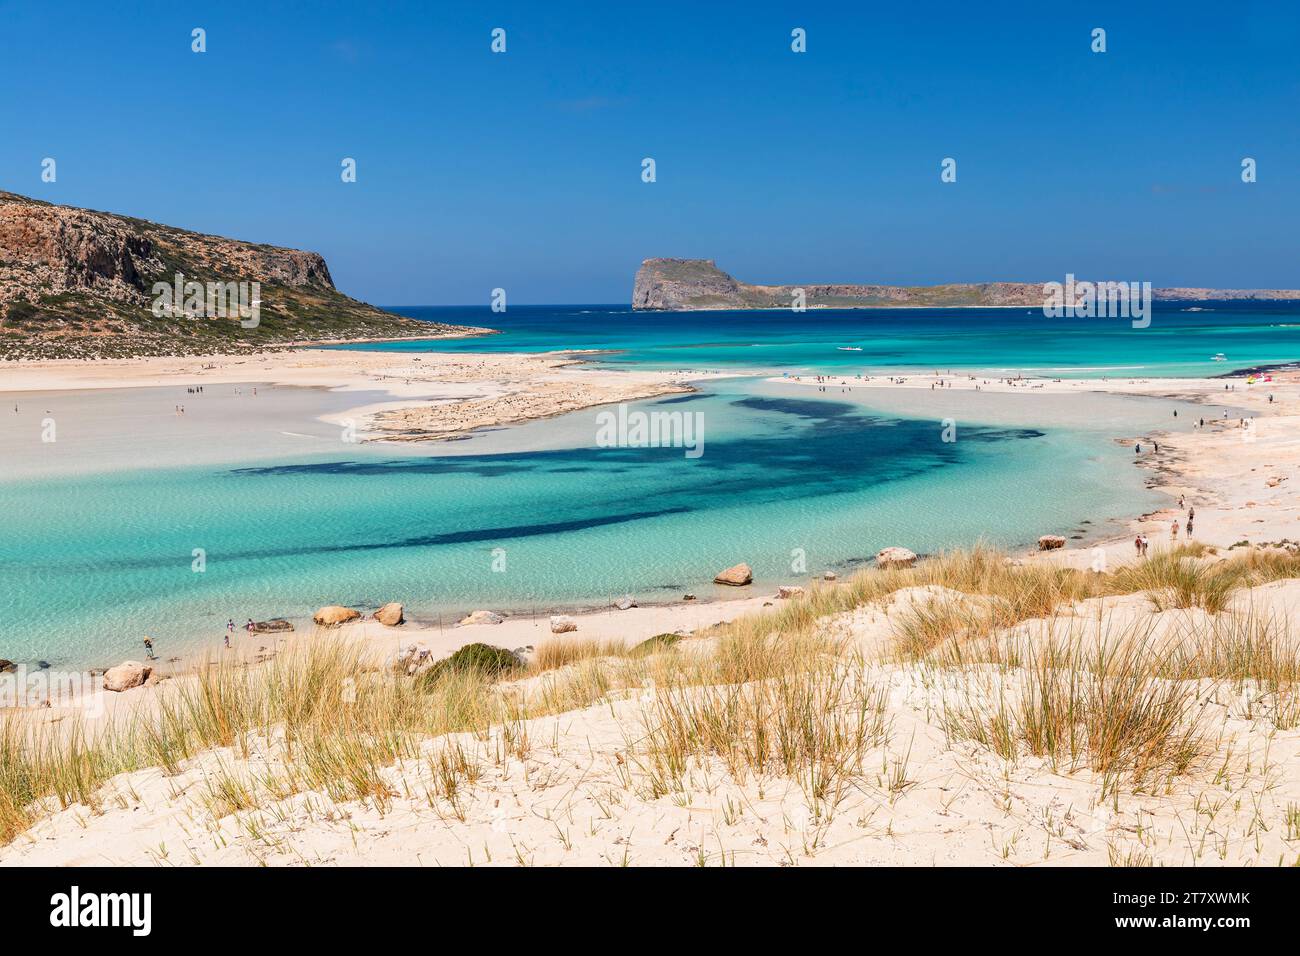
[[1, 303, 1295, 668]]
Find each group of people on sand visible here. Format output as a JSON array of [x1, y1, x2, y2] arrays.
[[1132, 497, 1196, 557], [224, 618, 258, 648], [141, 616, 260, 659]]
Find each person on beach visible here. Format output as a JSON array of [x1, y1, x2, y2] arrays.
[[1186, 518, 1194, 538], [246, 618, 255, 635], [1141, 534, 1150, 557], [228, 618, 235, 639], [1134, 535, 1142, 557], [143, 637, 157, 661], [1178, 494, 1185, 509], [1171, 519, 1180, 541], [1135, 444, 1141, 455]]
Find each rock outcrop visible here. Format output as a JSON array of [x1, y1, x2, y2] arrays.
[[103, 661, 151, 692], [714, 563, 753, 586], [631, 259, 1300, 311], [374, 602, 405, 627], [0, 191, 485, 359], [313, 605, 361, 627], [251, 619, 294, 634], [1038, 535, 1067, 551], [876, 547, 918, 569], [549, 615, 578, 633]]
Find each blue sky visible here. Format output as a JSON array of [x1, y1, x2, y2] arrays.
[[2, 1, 1298, 303]]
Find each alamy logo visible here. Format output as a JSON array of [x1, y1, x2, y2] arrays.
[[50, 886, 151, 936], [1042, 274, 1152, 329], [151, 272, 261, 328], [595, 403, 704, 458]]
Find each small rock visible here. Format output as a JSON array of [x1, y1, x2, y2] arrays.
[[683, 593, 696, 601], [313, 605, 361, 627], [613, 595, 637, 610], [550, 615, 578, 634], [823, 571, 838, 581], [875, 546, 918, 569], [103, 661, 151, 693], [458, 610, 504, 626], [714, 563, 753, 586], [389, 643, 432, 676], [777, 585, 805, 599], [374, 602, 405, 627], [1037, 535, 1067, 551]]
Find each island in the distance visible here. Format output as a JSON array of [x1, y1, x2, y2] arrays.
[[632, 257, 1300, 310]]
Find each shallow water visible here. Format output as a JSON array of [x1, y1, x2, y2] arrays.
[[0, 373, 1195, 668]]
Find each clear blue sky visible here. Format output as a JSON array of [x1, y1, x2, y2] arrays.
[[2, 1, 1297, 303]]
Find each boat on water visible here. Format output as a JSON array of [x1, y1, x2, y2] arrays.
[[837, 346, 863, 351], [1211, 353, 1227, 362]]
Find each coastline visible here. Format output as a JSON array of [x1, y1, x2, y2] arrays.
[[2, 347, 1294, 698]]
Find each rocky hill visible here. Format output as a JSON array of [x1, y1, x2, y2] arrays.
[[632, 258, 1300, 310], [0, 192, 485, 359]]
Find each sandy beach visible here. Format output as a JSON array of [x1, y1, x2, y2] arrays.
[[0, 348, 705, 443], [770, 367, 1299, 563], [5, 350, 1300, 868]]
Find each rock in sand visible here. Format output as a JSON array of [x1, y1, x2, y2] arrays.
[[458, 610, 504, 626], [374, 602, 405, 627], [314, 605, 361, 627], [103, 661, 151, 693], [876, 546, 918, 569]]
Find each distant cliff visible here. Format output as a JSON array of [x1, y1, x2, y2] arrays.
[[0, 192, 486, 359], [632, 259, 1300, 310]]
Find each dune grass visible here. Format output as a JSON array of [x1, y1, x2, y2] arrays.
[[3, 545, 1300, 848]]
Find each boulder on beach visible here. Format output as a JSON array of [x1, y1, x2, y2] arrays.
[[103, 661, 151, 693], [374, 602, 405, 627], [313, 605, 361, 627], [251, 619, 294, 634], [683, 593, 697, 601], [458, 610, 504, 626], [876, 546, 918, 569], [0, 659, 15, 674], [1037, 535, 1067, 551], [714, 563, 753, 586], [777, 585, 805, 599], [823, 571, 838, 581], [613, 595, 637, 611], [550, 615, 578, 634]]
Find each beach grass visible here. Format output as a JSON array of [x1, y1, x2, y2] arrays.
[[3, 545, 1300, 850]]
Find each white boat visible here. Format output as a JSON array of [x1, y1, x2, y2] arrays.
[[837, 346, 863, 351], [1211, 353, 1227, 362]]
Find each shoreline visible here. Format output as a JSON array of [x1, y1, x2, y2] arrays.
[[2, 349, 1296, 697]]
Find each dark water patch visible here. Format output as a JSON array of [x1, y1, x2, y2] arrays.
[[651, 393, 710, 406], [15, 507, 695, 573], [731, 396, 859, 419]]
